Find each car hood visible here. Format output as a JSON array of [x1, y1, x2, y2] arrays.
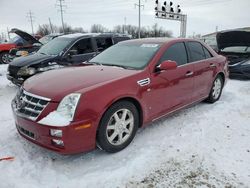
[[23, 65, 139, 101], [10, 28, 41, 44], [217, 31, 250, 50], [9, 53, 54, 67]]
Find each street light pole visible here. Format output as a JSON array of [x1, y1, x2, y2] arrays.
[[135, 0, 144, 38]]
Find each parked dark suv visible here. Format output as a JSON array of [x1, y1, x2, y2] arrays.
[[7, 33, 131, 85]]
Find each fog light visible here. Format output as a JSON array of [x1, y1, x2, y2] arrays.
[[52, 139, 64, 147], [50, 129, 62, 137]]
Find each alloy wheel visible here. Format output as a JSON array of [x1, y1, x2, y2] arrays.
[[212, 77, 222, 100], [106, 109, 134, 146], [1, 53, 10, 64]]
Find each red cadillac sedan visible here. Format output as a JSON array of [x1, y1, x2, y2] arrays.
[[12, 38, 228, 154]]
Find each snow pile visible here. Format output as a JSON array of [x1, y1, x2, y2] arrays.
[[0, 64, 9, 88], [0, 65, 249, 188], [38, 111, 70, 127]]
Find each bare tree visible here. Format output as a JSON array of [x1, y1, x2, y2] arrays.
[[113, 24, 173, 38], [90, 24, 108, 33], [36, 23, 172, 38], [37, 24, 51, 36]]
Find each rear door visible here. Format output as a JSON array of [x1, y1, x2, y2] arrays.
[[186, 41, 216, 100]]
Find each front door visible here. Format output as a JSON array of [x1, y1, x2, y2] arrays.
[[145, 42, 194, 120]]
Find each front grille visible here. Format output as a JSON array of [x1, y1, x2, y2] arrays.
[[14, 88, 51, 121], [18, 126, 35, 140], [8, 65, 20, 78]]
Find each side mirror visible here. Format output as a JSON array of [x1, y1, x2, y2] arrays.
[[156, 60, 177, 72], [9, 48, 18, 56]]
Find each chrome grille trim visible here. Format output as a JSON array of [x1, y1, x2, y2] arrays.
[[22, 96, 44, 108], [13, 88, 51, 121], [23, 90, 51, 102]]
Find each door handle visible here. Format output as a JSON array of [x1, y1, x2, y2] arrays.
[[210, 63, 216, 68], [185, 71, 194, 77]]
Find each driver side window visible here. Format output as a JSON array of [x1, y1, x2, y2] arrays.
[[70, 38, 94, 55], [159, 42, 188, 66]]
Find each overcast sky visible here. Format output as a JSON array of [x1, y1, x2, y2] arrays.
[[0, 0, 250, 38]]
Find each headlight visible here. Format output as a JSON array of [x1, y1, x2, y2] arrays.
[[243, 60, 250, 66], [57, 93, 81, 121], [17, 67, 36, 76]]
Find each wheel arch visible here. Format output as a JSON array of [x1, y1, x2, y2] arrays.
[[98, 96, 144, 131], [216, 72, 226, 86]]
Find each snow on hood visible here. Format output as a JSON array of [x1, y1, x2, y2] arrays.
[[38, 111, 70, 127], [216, 31, 250, 50]]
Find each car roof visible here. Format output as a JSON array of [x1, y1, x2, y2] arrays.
[[58, 33, 131, 39], [46, 33, 64, 37], [118, 38, 198, 45]]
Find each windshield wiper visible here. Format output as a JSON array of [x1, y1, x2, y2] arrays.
[[85, 61, 102, 66], [102, 64, 135, 70], [39, 52, 47, 55]]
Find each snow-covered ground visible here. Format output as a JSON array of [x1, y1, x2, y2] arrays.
[[0, 64, 250, 188]]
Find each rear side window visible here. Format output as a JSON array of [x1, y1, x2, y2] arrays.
[[203, 46, 213, 59], [187, 42, 206, 62], [96, 37, 113, 52], [160, 42, 188, 66]]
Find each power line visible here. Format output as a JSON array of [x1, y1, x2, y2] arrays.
[[27, 10, 35, 35], [135, 0, 144, 39], [56, 0, 67, 33]]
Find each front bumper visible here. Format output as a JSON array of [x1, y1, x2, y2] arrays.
[[12, 102, 97, 155]]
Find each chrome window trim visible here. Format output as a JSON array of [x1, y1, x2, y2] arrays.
[[177, 57, 216, 68]]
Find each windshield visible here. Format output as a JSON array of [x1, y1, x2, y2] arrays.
[[38, 37, 72, 55], [89, 43, 161, 69], [222, 46, 250, 53]]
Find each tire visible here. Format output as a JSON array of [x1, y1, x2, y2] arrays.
[[206, 75, 224, 103], [0, 52, 10, 64], [97, 101, 139, 153]]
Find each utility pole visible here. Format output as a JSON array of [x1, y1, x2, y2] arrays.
[[56, 0, 66, 34], [215, 26, 218, 32], [135, 0, 144, 38], [27, 10, 35, 35], [48, 18, 53, 33], [123, 17, 127, 34]]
